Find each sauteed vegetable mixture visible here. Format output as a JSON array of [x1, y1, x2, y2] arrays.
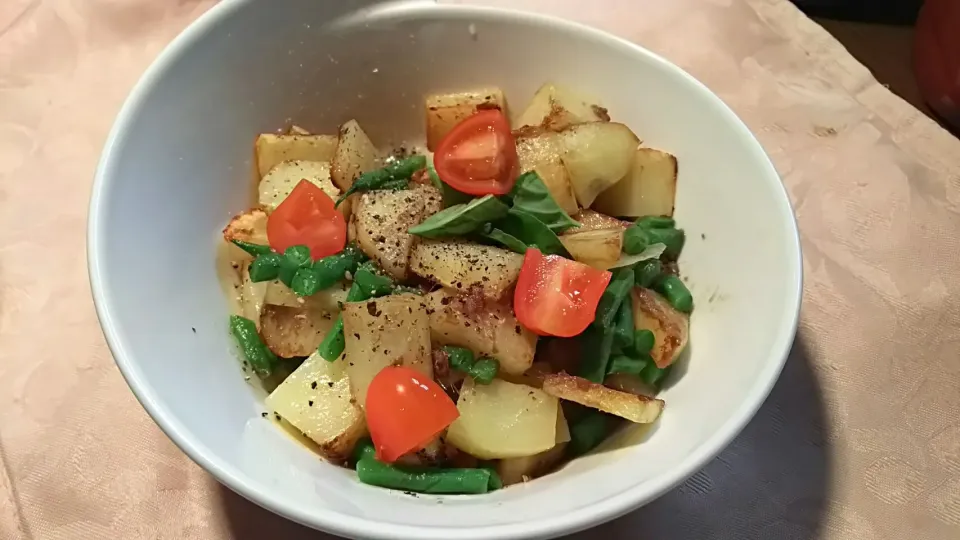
[[218, 84, 691, 493]]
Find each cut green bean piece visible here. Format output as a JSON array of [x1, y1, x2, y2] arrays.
[[229, 315, 276, 376], [594, 267, 635, 330], [290, 266, 321, 296], [311, 244, 366, 290], [317, 282, 366, 361], [471, 357, 500, 385], [336, 155, 427, 206], [634, 259, 662, 288], [655, 275, 693, 313], [248, 253, 283, 282], [633, 329, 656, 355], [232, 240, 273, 257], [612, 299, 634, 350], [443, 346, 475, 372], [577, 326, 616, 383], [568, 411, 612, 457], [607, 355, 650, 376], [356, 460, 491, 495], [480, 465, 503, 491], [640, 363, 671, 387], [352, 438, 377, 465], [353, 263, 396, 298]]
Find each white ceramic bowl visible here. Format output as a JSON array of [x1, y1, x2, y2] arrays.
[[88, 1, 802, 538]]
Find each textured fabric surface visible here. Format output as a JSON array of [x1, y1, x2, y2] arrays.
[[2, 0, 960, 539]]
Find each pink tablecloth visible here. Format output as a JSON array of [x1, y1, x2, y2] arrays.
[[2, 1, 959, 538]]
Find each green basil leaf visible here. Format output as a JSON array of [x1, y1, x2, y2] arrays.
[[428, 164, 472, 208], [408, 195, 510, 238], [507, 171, 580, 232], [481, 227, 528, 254], [495, 209, 570, 257]]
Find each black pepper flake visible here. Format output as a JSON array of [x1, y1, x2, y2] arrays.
[[191, 327, 196, 333], [261, 412, 268, 418], [701, 233, 706, 240], [456, 282, 463, 289], [274, 413, 282, 421], [481, 276, 489, 282], [441, 297, 451, 305], [353, 333, 361, 339], [376, 235, 387, 243], [308, 400, 314, 407], [311, 381, 318, 389], [367, 302, 379, 316], [464, 322, 471, 328], [515, 325, 522, 334], [327, 381, 334, 387]]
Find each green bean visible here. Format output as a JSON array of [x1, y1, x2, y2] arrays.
[[248, 253, 283, 282], [634, 259, 663, 288], [352, 438, 377, 464], [641, 363, 672, 387], [336, 155, 427, 206], [577, 326, 616, 383], [568, 410, 612, 456], [612, 298, 634, 350], [311, 244, 366, 289], [607, 354, 650, 376], [356, 460, 491, 495], [633, 329, 656, 355], [353, 262, 396, 298], [593, 267, 635, 330], [229, 315, 276, 376], [277, 245, 312, 286], [471, 357, 500, 385], [442, 347, 498, 384], [377, 179, 410, 191], [290, 267, 321, 296], [622, 226, 685, 259], [231, 240, 272, 257], [635, 216, 675, 229], [480, 465, 503, 491], [655, 275, 693, 313]]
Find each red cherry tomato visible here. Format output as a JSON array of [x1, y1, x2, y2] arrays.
[[267, 180, 346, 260], [434, 109, 519, 196], [365, 366, 460, 463], [514, 248, 612, 338]]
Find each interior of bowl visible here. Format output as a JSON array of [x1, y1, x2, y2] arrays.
[[89, 1, 801, 539]]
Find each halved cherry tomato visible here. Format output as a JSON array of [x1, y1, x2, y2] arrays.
[[365, 366, 460, 463], [514, 248, 612, 337], [434, 109, 519, 196], [267, 180, 346, 260]]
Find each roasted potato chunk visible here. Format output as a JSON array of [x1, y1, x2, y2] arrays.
[[410, 240, 523, 300], [255, 133, 337, 178], [594, 148, 678, 218], [258, 160, 339, 210], [223, 207, 269, 245], [632, 287, 689, 368], [265, 352, 366, 463], [259, 304, 337, 358], [353, 186, 441, 279], [425, 87, 506, 151], [425, 290, 537, 375], [515, 129, 579, 215], [559, 122, 640, 208], [568, 209, 631, 233], [342, 294, 432, 407], [445, 378, 559, 459], [239, 262, 267, 329], [542, 373, 664, 423], [559, 228, 623, 269], [331, 119, 380, 191], [495, 408, 571, 485], [515, 83, 609, 131]]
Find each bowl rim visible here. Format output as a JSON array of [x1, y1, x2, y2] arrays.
[[88, 1, 803, 538]]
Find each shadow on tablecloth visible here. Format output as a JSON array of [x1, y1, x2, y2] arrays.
[[216, 332, 830, 539]]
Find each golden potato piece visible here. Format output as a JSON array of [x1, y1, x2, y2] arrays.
[[559, 122, 640, 208], [258, 160, 339, 210], [594, 148, 678, 218], [353, 186, 441, 279], [515, 130, 579, 215], [331, 119, 380, 191], [425, 88, 506, 151], [410, 240, 523, 300], [559, 228, 624, 269], [568, 209, 630, 233], [425, 290, 537, 376], [632, 287, 689, 368], [255, 133, 337, 178], [342, 294, 433, 408], [542, 373, 664, 423], [515, 83, 609, 131], [265, 352, 366, 464], [259, 304, 337, 358], [223, 207, 269, 245]]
